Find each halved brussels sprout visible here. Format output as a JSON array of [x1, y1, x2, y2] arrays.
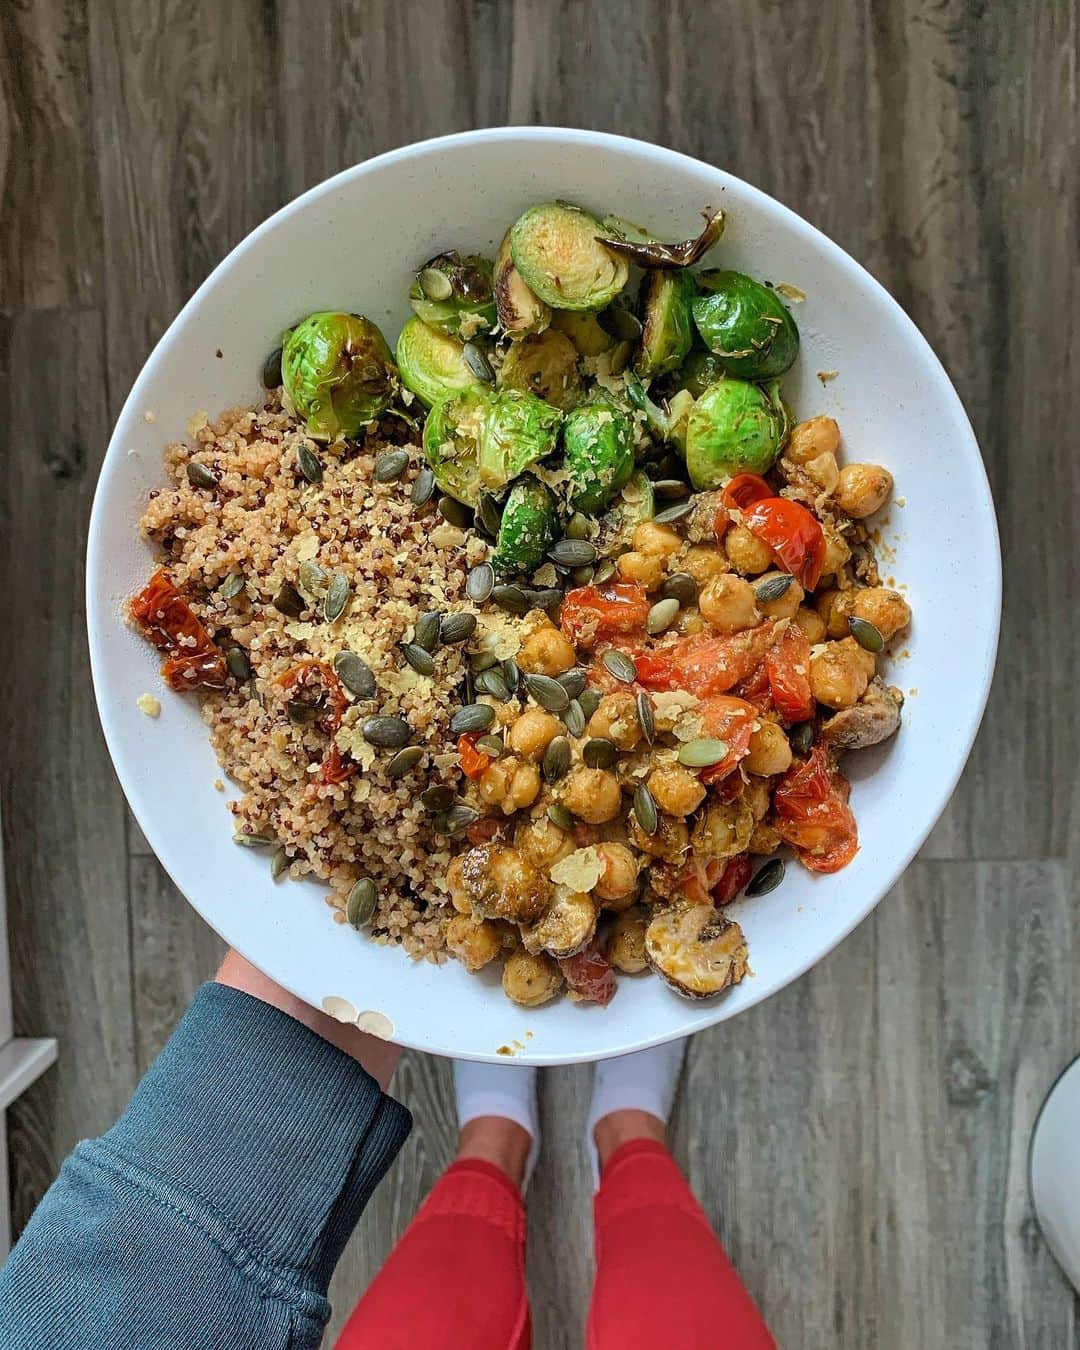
[[494, 231, 551, 336], [684, 378, 787, 489], [626, 374, 694, 452], [282, 312, 397, 440], [597, 208, 725, 268], [691, 270, 800, 379], [492, 475, 560, 576], [510, 202, 629, 312], [564, 398, 635, 513], [550, 309, 617, 358], [497, 330, 582, 411], [409, 251, 497, 338], [396, 317, 486, 408], [636, 270, 696, 377], [677, 347, 727, 399], [645, 904, 749, 999], [422, 388, 562, 506], [594, 470, 655, 556]]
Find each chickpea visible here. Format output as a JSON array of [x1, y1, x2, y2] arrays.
[[724, 524, 773, 576], [743, 777, 772, 821], [851, 586, 911, 642], [562, 767, 623, 823], [809, 638, 876, 710], [745, 721, 793, 776], [463, 843, 551, 924], [787, 415, 840, 466], [506, 707, 562, 761], [836, 463, 893, 519], [749, 822, 782, 855], [587, 691, 641, 751], [516, 814, 574, 869], [632, 521, 683, 560], [699, 574, 760, 633], [608, 907, 648, 974], [679, 544, 729, 588], [754, 571, 804, 620], [648, 764, 706, 817], [793, 605, 827, 645], [803, 450, 839, 494], [815, 588, 856, 639], [446, 855, 472, 914], [502, 949, 563, 1007], [593, 842, 640, 907], [627, 811, 689, 862], [820, 528, 851, 580], [616, 550, 665, 591], [478, 756, 541, 815], [518, 623, 576, 676], [674, 609, 707, 637], [445, 913, 502, 972]]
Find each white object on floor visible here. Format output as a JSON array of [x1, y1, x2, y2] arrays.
[[1030, 1054, 1080, 1293], [585, 1038, 688, 1188], [453, 1059, 540, 1188]]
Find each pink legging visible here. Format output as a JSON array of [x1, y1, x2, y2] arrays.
[[336, 1139, 775, 1348]]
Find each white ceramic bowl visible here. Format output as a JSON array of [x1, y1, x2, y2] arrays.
[[87, 128, 1000, 1064]]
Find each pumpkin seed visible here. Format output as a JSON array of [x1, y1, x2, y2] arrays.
[[401, 643, 435, 677], [570, 565, 594, 586], [646, 597, 680, 635], [598, 305, 643, 341], [542, 736, 572, 783], [636, 691, 655, 744], [440, 611, 477, 644], [745, 857, 785, 898], [226, 646, 252, 681], [470, 648, 499, 673], [413, 611, 442, 652], [323, 572, 350, 623], [386, 745, 424, 779], [233, 829, 275, 848], [491, 584, 529, 615], [374, 448, 410, 483], [548, 539, 598, 567], [476, 667, 512, 701], [633, 783, 658, 835], [463, 669, 476, 704], [500, 658, 520, 691], [476, 734, 505, 757], [463, 340, 496, 383], [583, 737, 618, 769], [756, 573, 794, 603], [653, 499, 695, 525], [346, 878, 378, 928], [593, 559, 617, 584], [434, 804, 480, 836], [558, 668, 587, 701], [524, 587, 563, 611], [269, 844, 290, 880], [661, 572, 698, 606], [525, 673, 570, 713], [579, 688, 601, 719], [287, 699, 321, 725], [411, 464, 436, 506], [221, 572, 246, 601], [296, 443, 324, 484], [849, 615, 885, 653], [652, 478, 690, 500], [561, 699, 586, 738], [187, 461, 219, 490], [420, 784, 455, 812], [419, 266, 453, 300], [547, 803, 576, 831], [272, 581, 304, 617], [476, 492, 503, 538], [438, 495, 472, 527], [333, 650, 376, 698], [467, 562, 495, 603], [565, 512, 592, 541], [298, 559, 328, 596], [677, 737, 730, 768], [262, 346, 283, 389], [450, 703, 496, 735], [790, 722, 814, 755], [362, 715, 412, 748], [602, 649, 637, 684]]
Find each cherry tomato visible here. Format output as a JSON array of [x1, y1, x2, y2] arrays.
[[732, 660, 773, 710], [561, 583, 650, 647], [713, 853, 752, 905], [697, 695, 758, 783], [721, 474, 774, 513], [458, 733, 493, 780], [675, 856, 723, 905], [129, 568, 228, 690], [560, 939, 617, 1005], [743, 498, 826, 590], [764, 623, 815, 723], [634, 624, 778, 698], [773, 745, 858, 873]]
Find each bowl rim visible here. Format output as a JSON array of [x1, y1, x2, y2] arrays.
[[87, 126, 1002, 1061]]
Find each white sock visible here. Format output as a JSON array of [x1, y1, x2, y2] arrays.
[[453, 1060, 541, 1188], [585, 1039, 687, 1189]]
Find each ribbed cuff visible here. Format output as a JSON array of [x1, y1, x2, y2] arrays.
[[102, 982, 411, 1289]]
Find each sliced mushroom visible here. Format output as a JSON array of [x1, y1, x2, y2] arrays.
[[608, 906, 649, 974], [458, 842, 552, 925], [820, 678, 903, 751], [502, 950, 563, 1007], [522, 888, 598, 959], [645, 904, 749, 1000]]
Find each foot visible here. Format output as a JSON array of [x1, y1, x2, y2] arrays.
[[453, 1060, 540, 1190], [586, 1039, 687, 1187]]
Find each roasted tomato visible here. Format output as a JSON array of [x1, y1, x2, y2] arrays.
[[721, 473, 773, 513], [129, 568, 228, 690], [713, 853, 752, 905], [559, 938, 617, 1005], [634, 623, 777, 699], [764, 623, 815, 723], [773, 745, 858, 873], [561, 582, 650, 647], [458, 732, 493, 780], [697, 695, 758, 783], [277, 660, 356, 786], [743, 498, 826, 590]]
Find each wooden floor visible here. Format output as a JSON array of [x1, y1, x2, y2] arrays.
[[2, 1, 1077, 1345]]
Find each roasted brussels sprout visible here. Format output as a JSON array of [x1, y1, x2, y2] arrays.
[[550, 309, 618, 358], [497, 330, 582, 411], [594, 470, 655, 556], [422, 388, 562, 505], [492, 475, 560, 575], [636, 270, 696, 377], [645, 904, 749, 999], [395, 317, 486, 408], [684, 378, 787, 488], [597, 209, 725, 269], [409, 251, 497, 339], [510, 202, 629, 312], [563, 398, 635, 513], [691, 270, 800, 379], [625, 373, 694, 452], [282, 312, 397, 440], [493, 231, 551, 336], [677, 347, 727, 399]]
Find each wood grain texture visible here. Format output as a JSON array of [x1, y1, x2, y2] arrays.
[[1, 1, 1078, 1345]]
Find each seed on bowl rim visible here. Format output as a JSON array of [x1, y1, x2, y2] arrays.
[[633, 783, 658, 836], [333, 650, 376, 699], [542, 736, 572, 784], [583, 737, 618, 769], [386, 745, 424, 779], [602, 649, 637, 684], [547, 803, 576, 831], [466, 562, 495, 603], [849, 615, 885, 653], [411, 464, 436, 506], [440, 611, 478, 645], [401, 643, 435, 677], [463, 341, 496, 383], [269, 844, 290, 880], [636, 691, 655, 744], [186, 461, 219, 490], [261, 346, 283, 389], [525, 673, 570, 713], [660, 572, 698, 606], [296, 442, 324, 484], [374, 448, 410, 483], [362, 715, 412, 748], [323, 572, 351, 623], [233, 829, 275, 848], [346, 877, 378, 928], [756, 573, 794, 603], [745, 857, 785, 897], [561, 699, 586, 738], [646, 597, 680, 635], [450, 703, 496, 735]]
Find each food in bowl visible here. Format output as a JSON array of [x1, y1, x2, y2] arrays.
[[128, 199, 910, 1009]]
